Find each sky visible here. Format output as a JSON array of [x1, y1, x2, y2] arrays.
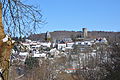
[[29, 0, 120, 33]]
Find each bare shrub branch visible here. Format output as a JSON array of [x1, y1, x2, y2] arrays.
[[0, 0, 43, 37]]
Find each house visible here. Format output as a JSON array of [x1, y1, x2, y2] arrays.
[[66, 42, 74, 48], [40, 42, 51, 47], [21, 42, 31, 50], [57, 43, 66, 50], [32, 53, 46, 58], [75, 41, 92, 46], [25, 39, 32, 43], [30, 44, 41, 51], [50, 48, 60, 57], [18, 52, 29, 62], [95, 37, 108, 43], [84, 41, 92, 46], [19, 52, 29, 57]]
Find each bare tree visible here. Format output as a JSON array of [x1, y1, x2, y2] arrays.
[[1, 0, 43, 36], [0, 0, 42, 80], [102, 41, 120, 80]]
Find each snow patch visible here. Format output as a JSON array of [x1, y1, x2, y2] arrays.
[[2, 35, 9, 42]]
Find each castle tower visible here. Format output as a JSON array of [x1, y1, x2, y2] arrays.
[[0, 3, 5, 40], [83, 28, 88, 38]]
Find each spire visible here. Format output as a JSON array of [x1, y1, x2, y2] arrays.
[[45, 31, 51, 42], [46, 31, 51, 39]]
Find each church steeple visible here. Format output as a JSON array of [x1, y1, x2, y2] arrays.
[[45, 31, 51, 42]]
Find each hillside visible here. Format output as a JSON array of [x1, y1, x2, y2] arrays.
[[28, 31, 120, 42]]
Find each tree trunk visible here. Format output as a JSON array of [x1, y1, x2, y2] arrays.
[[0, 3, 5, 40], [0, 3, 13, 80]]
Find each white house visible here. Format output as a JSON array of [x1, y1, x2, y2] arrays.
[[30, 44, 41, 50], [75, 41, 81, 45], [95, 37, 107, 43], [18, 52, 29, 62], [101, 38, 107, 43], [66, 42, 74, 48], [75, 41, 92, 46], [25, 39, 32, 43], [19, 52, 29, 57], [40, 42, 51, 47], [84, 41, 92, 46], [33, 53, 46, 58], [21, 43, 31, 50], [57, 43, 66, 50], [50, 48, 60, 57]]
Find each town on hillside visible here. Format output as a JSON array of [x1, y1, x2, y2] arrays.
[[0, 1, 119, 80], [9, 28, 109, 80]]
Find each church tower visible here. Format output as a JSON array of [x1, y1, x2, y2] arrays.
[[45, 31, 51, 42], [83, 28, 88, 38]]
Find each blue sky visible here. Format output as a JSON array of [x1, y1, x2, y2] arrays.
[[29, 0, 120, 33]]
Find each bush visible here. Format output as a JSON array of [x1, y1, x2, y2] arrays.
[[25, 57, 39, 69]]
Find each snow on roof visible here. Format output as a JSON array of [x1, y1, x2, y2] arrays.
[[40, 42, 51, 47], [50, 48, 58, 52], [33, 53, 46, 58], [65, 47, 73, 49], [19, 52, 29, 56]]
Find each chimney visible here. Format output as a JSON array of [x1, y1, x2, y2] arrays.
[[0, 3, 5, 40]]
